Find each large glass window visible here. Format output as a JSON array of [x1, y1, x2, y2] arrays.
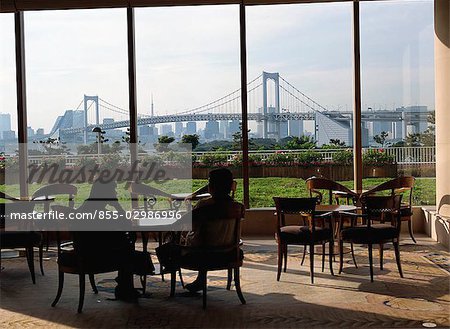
[[24, 9, 129, 204], [0, 14, 18, 195], [361, 0, 435, 206], [135, 5, 241, 200], [0, 14, 17, 154], [246, 2, 353, 207]]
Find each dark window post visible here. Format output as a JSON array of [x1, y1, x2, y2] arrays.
[[352, 0, 363, 193], [127, 7, 138, 167], [15, 11, 29, 199], [240, 1, 250, 209]]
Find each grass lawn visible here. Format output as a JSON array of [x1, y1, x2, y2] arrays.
[[1, 177, 436, 208]]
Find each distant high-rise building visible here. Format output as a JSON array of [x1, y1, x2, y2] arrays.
[[2, 130, 15, 141], [175, 122, 184, 138], [36, 128, 45, 136], [288, 120, 304, 137], [219, 120, 228, 138], [186, 122, 197, 135], [161, 124, 173, 136], [27, 127, 35, 138], [204, 120, 220, 140], [0, 113, 12, 136], [315, 112, 352, 146], [229, 120, 240, 139], [49, 109, 84, 135]]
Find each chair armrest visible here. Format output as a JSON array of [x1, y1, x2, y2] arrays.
[[314, 211, 333, 218], [339, 211, 366, 218]]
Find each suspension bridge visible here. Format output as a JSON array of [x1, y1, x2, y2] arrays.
[[55, 71, 428, 144]]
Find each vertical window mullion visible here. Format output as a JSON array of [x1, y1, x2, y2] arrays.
[[240, 1, 250, 209], [14, 11, 28, 199], [352, 0, 363, 193]]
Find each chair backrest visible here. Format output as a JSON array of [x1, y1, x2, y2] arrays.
[[0, 193, 34, 230], [32, 183, 78, 208], [363, 176, 415, 206], [306, 176, 356, 205], [361, 195, 403, 230], [128, 181, 173, 210], [273, 197, 317, 232]]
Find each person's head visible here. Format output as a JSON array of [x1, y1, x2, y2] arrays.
[[208, 168, 233, 198]]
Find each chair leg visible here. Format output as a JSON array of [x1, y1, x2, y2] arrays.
[[350, 243, 358, 268], [277, 242, 283, 281], [301, 245, 307, 266], [202, 271, 207, 309], [339, 240, 344, 274], [78, 274, 86, 313], [368, 243, 374, 282], [26, 246, 36, 284], [408, 219, 417, 243], [234, 267, 246, 305], [329, 241, 334, 276], [321, 243, 325, 272], [283, 244, 288, 273], [89, 274, 98, 294], [179, 269, 185, 289], [379, 244, 384, 271], [393, 241, 404, 278], [39, 243, 45, 276], [226, 268, 232, 290], [170, 271, 176, 297], [309, 243, 314, 284], [51, 270, 64, 307], [140, 275, 147, 294]]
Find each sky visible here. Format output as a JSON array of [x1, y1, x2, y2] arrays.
[[0, 0, 434, 133]]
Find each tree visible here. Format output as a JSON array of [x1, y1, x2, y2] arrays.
[[180, 134, 200, 150], [373, 131, 389, 147], [329, 139, 346, 147], [285, 135, 316, 150], [155, 135, 175, 152], [232, 123, 253, 150], [34, 137, 70, 155]]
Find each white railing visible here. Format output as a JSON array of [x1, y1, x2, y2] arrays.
[[23, 146, 435, 166]]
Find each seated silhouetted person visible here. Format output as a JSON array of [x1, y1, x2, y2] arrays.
[[156, 168, 244, 293], [71, 176, 140, 302]]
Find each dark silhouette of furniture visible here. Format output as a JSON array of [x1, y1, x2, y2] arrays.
[[338, 195, 404, 282], [168, 215, 245, 309], [128, 181, 181, 289], [362, 176, 416, 243], [1, 192, 41, 284], [273, 197, 334, 284], [306, 176, 358, 205], [305, 176, 358, 267], [51, 228, 123, 313], [31, 183, 78, 274]]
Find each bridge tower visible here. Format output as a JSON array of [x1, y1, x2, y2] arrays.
[[83, 95, 99, 144], [262, 71, 281, 139]]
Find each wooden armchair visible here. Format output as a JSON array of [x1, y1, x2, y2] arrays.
[[168, 213, 246, 309], [1, 192, 41, 284], [306, 176, 357, 205], [362, 177, 416, 243], [339, 195, 403, 282], [31, 183, 78, 274], [273, 197, 334, 284], [51, 228, 125, 313]]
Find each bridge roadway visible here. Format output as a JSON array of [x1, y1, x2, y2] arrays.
[[60, 110, 428, 134]]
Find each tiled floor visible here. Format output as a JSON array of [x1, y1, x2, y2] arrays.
[[1, 235, 449, 328]]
